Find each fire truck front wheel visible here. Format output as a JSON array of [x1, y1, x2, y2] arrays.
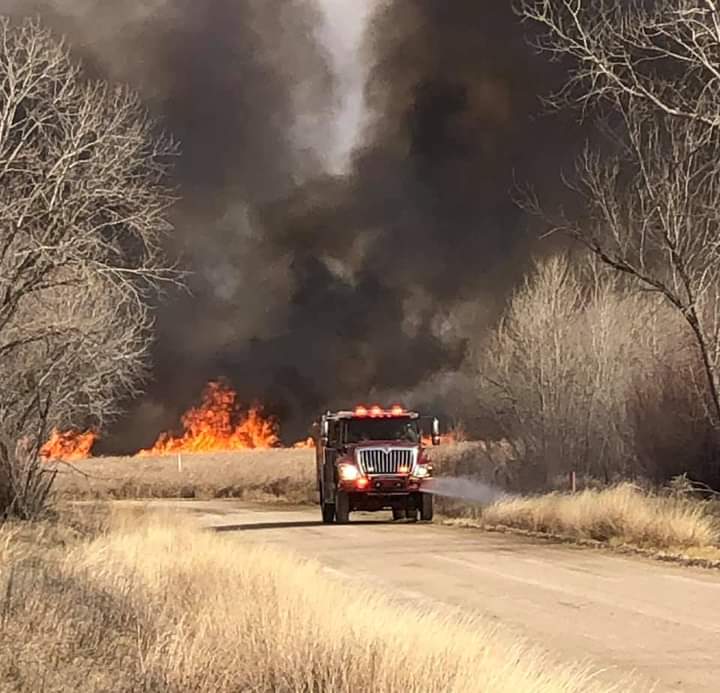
[[335, 491, 350, 524], [320, 487, 335, 524], [321, 502, 335, 524], [420, 493, 434, 522]]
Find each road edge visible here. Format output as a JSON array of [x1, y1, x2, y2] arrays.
[[443, 519, 720, 570]]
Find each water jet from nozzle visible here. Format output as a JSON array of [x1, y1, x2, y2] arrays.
[[422, 477, 512, 506]]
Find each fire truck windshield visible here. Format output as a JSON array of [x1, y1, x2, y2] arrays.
[[344, 417, 420, 444]]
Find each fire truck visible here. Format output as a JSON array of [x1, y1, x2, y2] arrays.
[[315, 406, 440, 524]]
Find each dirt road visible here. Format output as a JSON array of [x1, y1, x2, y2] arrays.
[[166, 500, 720, 692]]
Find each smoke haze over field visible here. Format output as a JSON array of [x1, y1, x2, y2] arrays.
[[0, 2, 583, 448]]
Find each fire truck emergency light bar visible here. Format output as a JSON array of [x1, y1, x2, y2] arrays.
[[354, 405, 407, 418]]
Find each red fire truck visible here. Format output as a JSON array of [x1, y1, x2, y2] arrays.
[[315, 406, 440, 524]]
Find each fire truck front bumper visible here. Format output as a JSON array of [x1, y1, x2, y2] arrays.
[[338, 476, 428, 494]]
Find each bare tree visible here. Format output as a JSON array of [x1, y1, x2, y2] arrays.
[[0, 18, 177, 518], [520, 0, 720, 126], [478, 255, 633, 487], [478, 254, 708, 488], [518, 1, 720, 447]]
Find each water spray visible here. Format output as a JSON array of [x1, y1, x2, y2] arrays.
[[422, 476, 513, 507]]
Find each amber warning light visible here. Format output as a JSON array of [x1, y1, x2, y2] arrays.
[[354, 405, 407, 418]]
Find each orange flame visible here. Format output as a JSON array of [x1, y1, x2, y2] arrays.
[[139, 382, 280, 456], [41, 429, 97, 461], [293, 437, 315, 449]]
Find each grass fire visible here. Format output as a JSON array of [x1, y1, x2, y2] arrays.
[[139, 382, 280, 456], [42, 382, 301, 462], [41, 429, 97, 462]]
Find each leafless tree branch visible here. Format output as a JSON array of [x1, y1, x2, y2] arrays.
[[0, 18, 178, 519]]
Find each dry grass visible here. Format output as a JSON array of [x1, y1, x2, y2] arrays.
[[53, 449, 317, 504], [470, 483, 720, 553], [0, 509, 620, 693]]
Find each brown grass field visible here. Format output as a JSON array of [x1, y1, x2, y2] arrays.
[[0, 507, 621, 693], [53, 448, 318, 503]]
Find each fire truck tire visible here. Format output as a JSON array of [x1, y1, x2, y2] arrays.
[[335, 491, 350, 524], [319, 488, 335, 524], [405, 506, 419, 522], [420, 493, 434, 522], [321, 503, 336, 524], [392, 508, 404, 521]]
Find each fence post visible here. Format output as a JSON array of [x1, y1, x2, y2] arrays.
[[569, 470, 577, 494]]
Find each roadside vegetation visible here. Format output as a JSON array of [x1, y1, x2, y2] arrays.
[[457, 484, 720, 556], [0, 509, 621, 693]]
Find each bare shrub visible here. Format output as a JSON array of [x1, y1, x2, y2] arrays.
[[629, 356, 718, 484], [478, 255, 710, 489], [0, 437, 57, 521], [0, 18, 176, 518], [479, 256, 622, 486]]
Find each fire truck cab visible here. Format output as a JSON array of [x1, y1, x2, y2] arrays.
[[315, 406, 440, 524]]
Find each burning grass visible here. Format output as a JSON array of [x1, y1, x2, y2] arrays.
[[455, 484, 720, 554], [42, 382, 289, 462], [0, 509, 619, 692], [41, 429, 97, 461], [139, 382, 280, 456]]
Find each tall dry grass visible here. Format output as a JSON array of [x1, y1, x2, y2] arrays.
[[0, 511, 618, 692], [53, 449, 318, 503], [480, 484, 720, 551]]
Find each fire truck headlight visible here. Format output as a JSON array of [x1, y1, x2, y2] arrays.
[[413, 465, 431, 479], [338, 463, 362, 482]]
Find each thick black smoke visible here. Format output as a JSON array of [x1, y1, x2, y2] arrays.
[[0, 0, 338, 448], [1, 2, 583, 448], [243, 2, 584, 435]]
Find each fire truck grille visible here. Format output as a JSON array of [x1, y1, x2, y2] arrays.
[[357, 448, 417, 475]]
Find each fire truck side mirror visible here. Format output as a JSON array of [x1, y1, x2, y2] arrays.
[[320, 420, 329, 446], [431, 418, 441, 446]]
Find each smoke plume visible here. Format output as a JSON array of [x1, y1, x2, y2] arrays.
[[245, 1, 584, 434], [0, 1, 584, 448]]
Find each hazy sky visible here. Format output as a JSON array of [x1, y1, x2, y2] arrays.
[[315, 0, 376, 172]]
